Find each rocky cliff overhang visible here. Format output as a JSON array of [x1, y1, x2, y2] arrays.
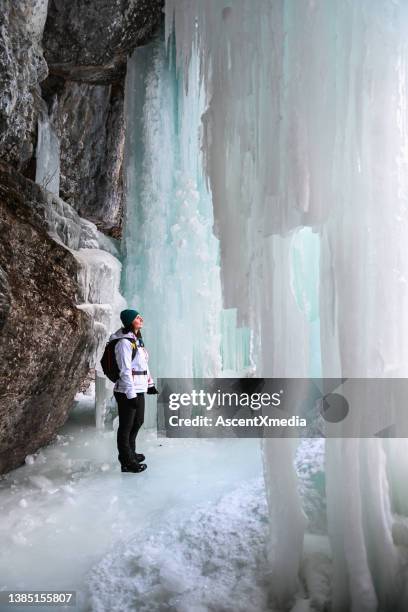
[[43, 0, 164, 85]]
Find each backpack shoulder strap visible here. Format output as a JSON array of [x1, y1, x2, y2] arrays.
[[111, 337, 137, 358]]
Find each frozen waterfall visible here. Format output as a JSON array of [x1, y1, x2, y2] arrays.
[[123, 33, 251, 381], [165, 1, 408, 610]]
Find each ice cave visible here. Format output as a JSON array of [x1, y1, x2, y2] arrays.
[[1, 1, 408, 611]]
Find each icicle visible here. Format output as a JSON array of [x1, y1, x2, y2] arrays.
[[36, 110, 60, 196], [165, 0, 408, 608]]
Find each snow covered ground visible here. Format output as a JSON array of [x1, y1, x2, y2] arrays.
[[0, 392, 327, 612]]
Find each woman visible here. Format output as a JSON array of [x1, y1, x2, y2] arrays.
[[109, 308, 158, 473]]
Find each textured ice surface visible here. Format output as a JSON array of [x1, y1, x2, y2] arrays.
[[86, 479, 272, 612], [87, 440, 327, 612]]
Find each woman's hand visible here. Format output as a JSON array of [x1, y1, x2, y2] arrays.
[[147, 386, 159, 395]]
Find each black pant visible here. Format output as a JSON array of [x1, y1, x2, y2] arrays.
[[114, 391, 145, 465]]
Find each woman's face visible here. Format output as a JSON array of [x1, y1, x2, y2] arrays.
[[132, 314, 144, 331]]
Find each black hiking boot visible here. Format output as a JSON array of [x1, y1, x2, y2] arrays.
[[119, 453, 145, 463], [121, 462, 147, 473]]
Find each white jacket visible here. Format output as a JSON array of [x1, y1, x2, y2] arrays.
[[109, 328, 155, 398]]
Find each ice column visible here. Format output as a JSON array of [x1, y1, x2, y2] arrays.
[[318, 2, 408, 608], [165, 0, 408, 609]]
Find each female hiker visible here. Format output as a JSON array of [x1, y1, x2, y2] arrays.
[[109, 308, 159, 473]]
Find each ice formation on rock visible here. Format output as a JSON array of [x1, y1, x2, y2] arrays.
[[35, 136, 127, 427]]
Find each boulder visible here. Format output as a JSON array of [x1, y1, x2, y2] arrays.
[[0, 162, 94, 473]]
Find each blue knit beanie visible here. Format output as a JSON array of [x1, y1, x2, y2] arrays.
[[120, 309, 139, 328]]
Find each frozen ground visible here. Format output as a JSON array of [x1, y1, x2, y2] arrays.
[[0, 392, 327, 612]]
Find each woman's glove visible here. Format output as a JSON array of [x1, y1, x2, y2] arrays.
[[147, 385, 159, 395]]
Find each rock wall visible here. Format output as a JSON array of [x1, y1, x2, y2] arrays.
[[49, 81, 125, 235], [0, 162, 94, 473], [0, 0, 49, 170]]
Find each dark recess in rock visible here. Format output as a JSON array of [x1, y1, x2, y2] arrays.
[[40, 74, 66, 112], [0, 266, 11, 332]]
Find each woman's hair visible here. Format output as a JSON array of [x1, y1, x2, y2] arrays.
[[123, 325, 142, 340]]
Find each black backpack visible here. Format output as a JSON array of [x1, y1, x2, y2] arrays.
[[100, 337, 138, 383]]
